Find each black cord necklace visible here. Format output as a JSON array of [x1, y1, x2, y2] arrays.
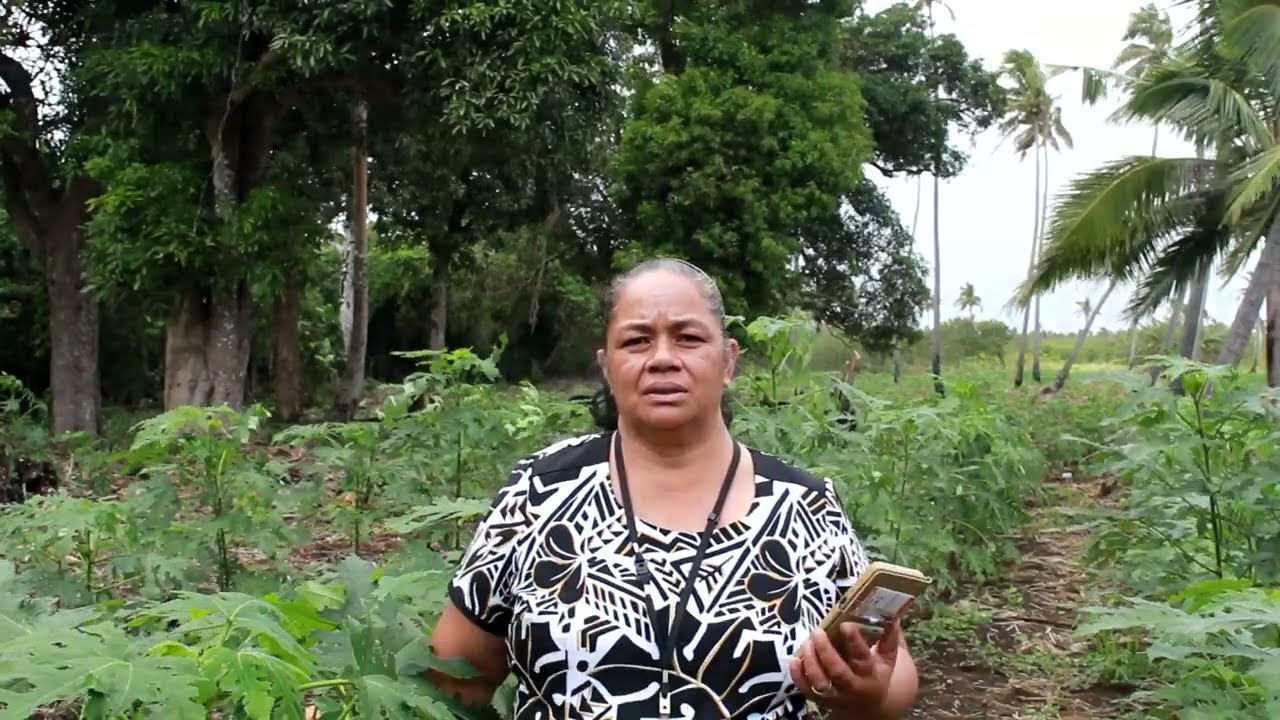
[[612, 430, 741, 720]]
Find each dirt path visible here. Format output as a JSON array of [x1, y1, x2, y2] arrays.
[[907, 472, 1140, 720]]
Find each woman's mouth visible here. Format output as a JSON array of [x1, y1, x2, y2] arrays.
[[642, 382, 689, 401]]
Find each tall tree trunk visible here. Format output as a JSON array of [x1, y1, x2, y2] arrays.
[[272, 270, 303, 421], [1266, 270, 1279, 387], [428, 257, 449, 351], [165, 112, 257, 410], [910, 175, 922, 237], [1126, 319, 1140, 369], [207, 279, 252, 406], [1251, 316, 1264, 373], [930, 171, 943, 395], [41, 183, 101, 435], [1179, 262, 1211, 361], [0, 53, 103, 435], [1015, 143, 1042, 387], [339, 227, 355, 352], [1032, 144, 1049, 383], [1147, 286, 1185, 381], [892, 347, 902, 384], [1049, 280, 1116, 393], [925, 5, 943, 396], [336, 96, 370, 419], [1217, 217, 1280, 367], [164, 283, 252, 409]]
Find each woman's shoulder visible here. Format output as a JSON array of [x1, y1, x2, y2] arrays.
[[508, 432, 610, 484], [750, 447, 837, 498], [521, 431, 609, 469]]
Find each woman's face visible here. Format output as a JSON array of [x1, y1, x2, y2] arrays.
[[598, 269, 738, 433]]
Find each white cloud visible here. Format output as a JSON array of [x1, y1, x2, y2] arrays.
[[865, 0, 1254, 334]]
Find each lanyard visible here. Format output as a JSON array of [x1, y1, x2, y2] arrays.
[[612, 430, 741, 720]]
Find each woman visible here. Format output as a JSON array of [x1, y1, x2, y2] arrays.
[[431, 258, 919, 719]]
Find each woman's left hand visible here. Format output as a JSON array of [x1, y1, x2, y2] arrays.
[[790, 620, 902, 716]]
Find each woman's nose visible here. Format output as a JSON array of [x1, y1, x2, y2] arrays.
[[648, 336, 680, 368]]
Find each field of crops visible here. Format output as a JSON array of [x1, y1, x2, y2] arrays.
[[1, 319, 1278, 720]]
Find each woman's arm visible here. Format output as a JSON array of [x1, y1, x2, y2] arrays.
[[428, 600, 510, 706]]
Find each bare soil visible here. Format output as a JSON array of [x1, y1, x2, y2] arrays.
[[907, 472, 1140, 720]]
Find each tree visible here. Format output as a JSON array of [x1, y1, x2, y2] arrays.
[[1076, 297, 1093, 321], [798, 179, 930, 355], [613, 0, 872, 319], [955, 282, 981, 319], [999, 49, 1072, 388], [76, 0, 630, 411], [1020, 1, 1280, 386], [1048, 280, 1117, 394], [1, 6, 103, 435], [838, 0, 1005, 388], [335, 96, 369, 420]]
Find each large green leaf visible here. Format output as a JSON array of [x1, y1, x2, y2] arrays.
[[139, 592, 314, 668], [201, 645, 308, 720], [355, 674, 455, 720], [1020, 155, 1210, 301], [1221, 0, 1280, 96], [1115, 59, 1273, 151], [0, 624, 204, 720], [1225, 143, 1280, 224]]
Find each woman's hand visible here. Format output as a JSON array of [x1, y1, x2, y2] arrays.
[[789, 620, 908, 719]]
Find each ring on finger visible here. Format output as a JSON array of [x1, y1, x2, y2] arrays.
[[812, 681, 834, 698]]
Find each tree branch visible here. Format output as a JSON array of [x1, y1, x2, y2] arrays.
[[0, 154, 42, 253], [0, 51, 56, 249], [868, 160, 898, 178], [227, 48, 283, 106], [0, 51, 39, 135]]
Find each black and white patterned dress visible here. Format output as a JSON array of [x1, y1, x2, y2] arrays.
[[448, 432, 870, 720]]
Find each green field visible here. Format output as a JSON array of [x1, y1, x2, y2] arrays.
[[2, 317, 1277, 720]]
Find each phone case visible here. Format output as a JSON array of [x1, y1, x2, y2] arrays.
[[819, 561, 932, 644]]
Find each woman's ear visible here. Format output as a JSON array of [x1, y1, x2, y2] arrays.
[[724, 338, 739, 386], [596, 348, 609, 387]]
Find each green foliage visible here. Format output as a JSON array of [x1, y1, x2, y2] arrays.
[[1080, 360, 1280, 590], [1065, 359, 1280, 718], [2, 321, 1142, 717], [796, 179, 930, 353], [612, 1, 872, 318], [841, 2, 1007, 178]]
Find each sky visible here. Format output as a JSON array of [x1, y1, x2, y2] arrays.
[[863, 0, 1254, 334]]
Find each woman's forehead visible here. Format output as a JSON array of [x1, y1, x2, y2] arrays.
[[612, 270, 713, 320]]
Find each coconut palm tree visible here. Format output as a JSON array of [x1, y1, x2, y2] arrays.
[[998, 49, 1073, 388], [955, 282, 981, 320], [913, 0, 955, 396], [1049, 280, 1118, 394], [1017, 0, 1280, 386], [1052, 4, 1176, 370], [1076, 297, 1093, 321]]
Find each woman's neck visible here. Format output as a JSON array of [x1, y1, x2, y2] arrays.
[[611, 417, 752, 531], [615, 417, 733, 477]]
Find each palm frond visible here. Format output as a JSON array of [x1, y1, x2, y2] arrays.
[[1053, 109, 1074, 149], [1224, 184, 1280, 275], [1047, 64, 1126, 105], [1225, 143, 1280, 224], [1220, 0, 1280, 97], [1114, 71, 1273, 151], [1014, 156, 1214, 304], [1113, 43, 1156, 72], [1124, 3, 1174, 49], [1128, 201, 1232, 316]]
